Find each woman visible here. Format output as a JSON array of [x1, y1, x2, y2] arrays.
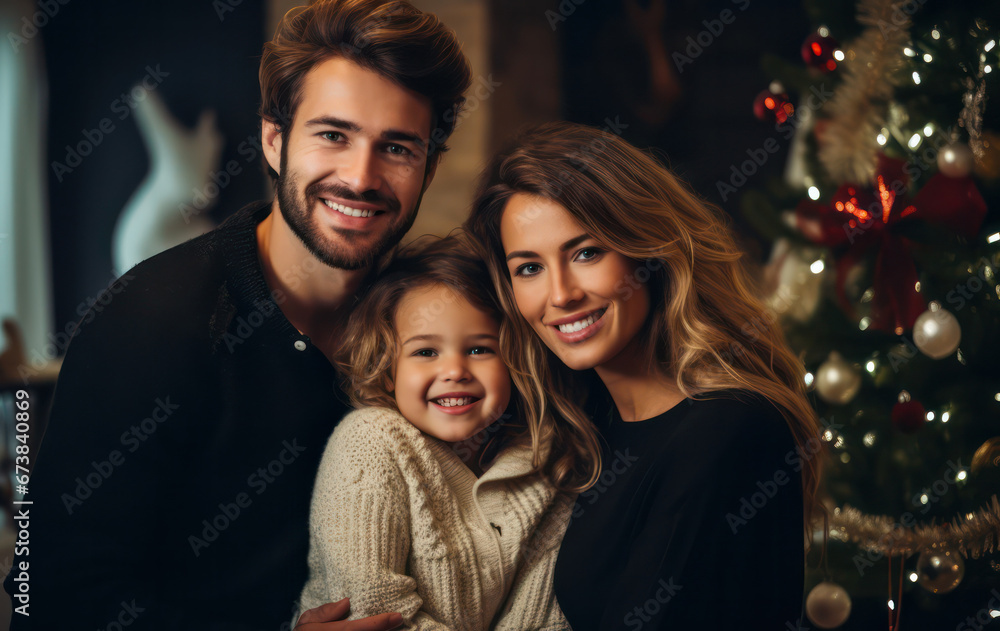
[[465, 121, 823, 629]]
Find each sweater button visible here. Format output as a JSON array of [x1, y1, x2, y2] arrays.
[[293, 340, 307, 351]]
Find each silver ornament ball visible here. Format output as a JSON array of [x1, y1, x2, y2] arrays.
[[937, 143, 974, 178], [806, 581, 852, 629], [913, 304, 961, 359], [916, 548, 965, 593]]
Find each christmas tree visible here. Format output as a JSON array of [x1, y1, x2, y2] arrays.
[[741, 0, 1000, 628]]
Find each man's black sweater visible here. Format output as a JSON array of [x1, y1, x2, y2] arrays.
[[5, 201, 349, 630]]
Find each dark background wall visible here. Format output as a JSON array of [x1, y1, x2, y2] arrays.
[[44, 0, 267, 335]]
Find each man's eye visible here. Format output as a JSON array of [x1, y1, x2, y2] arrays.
[[387, 144, 411, 156], [322, 132, 344, 142]]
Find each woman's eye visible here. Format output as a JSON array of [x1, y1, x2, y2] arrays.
[[514, 263, 541, 277], [577, 248, 602, 261]]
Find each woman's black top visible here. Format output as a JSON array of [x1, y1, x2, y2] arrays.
[[554, 390, 806, 630]]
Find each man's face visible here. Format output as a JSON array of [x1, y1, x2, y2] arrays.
[[270, 57, 435, 270]]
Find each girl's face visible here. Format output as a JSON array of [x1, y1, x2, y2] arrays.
[[500, 193, 651, 372], [391, 284, 512, 443]]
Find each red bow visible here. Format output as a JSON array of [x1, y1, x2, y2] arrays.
[[795, 155, 987, 334]]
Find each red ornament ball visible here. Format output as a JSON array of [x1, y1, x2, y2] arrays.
[[892, 399, 926, 433], [753, 88, 794, 124], [802, 32, 839, 72]]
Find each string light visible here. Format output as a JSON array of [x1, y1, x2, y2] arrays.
[[904, 47, 916, 57], [865, 360, 877, 373], [988, 232, 1000, 244], [926, 411, 935, 421], [941, 412, 950, 422], [833, 50, 845, 61], [986, 66, 994, 74], [923, 53, 933, 62], [810, 260, 825, 274], [912, 71, 921, 85], [931, 29, 940, 39], [987, 40, 996, 52], [908, 133, 922, 148], [909, 573, 919, 582], [923, 124, 934, 136], [808, 186, 821, 200], [957, 470, 968, 481], [804, 372, 814, 387], [863, 432, 876, 447], [818, 25, 830, 37], [859, 317, 870, 331], [877, 133, 888, 145]]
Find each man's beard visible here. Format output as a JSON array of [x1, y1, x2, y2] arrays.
[[275, 147, 421, 271]]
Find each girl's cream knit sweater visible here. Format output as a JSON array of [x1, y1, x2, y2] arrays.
[[295, 407, 574, 630]]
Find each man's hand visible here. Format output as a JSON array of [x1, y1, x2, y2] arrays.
[[294, 599, 404, 631]]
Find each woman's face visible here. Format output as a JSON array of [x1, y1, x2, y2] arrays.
[[499, 193, 651, 372]]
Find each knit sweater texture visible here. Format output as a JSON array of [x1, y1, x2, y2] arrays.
[[296, 407, 573, 630]]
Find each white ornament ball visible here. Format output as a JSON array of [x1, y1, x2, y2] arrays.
[[937, 143, 974, 178], [815, 352, 861, 404], [806, 581, 852, 629], [913, 303, 961, 359]]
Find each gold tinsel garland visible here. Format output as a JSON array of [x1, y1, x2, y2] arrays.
[[818, 0, 911, 184], [829, 496, 1000, 558]]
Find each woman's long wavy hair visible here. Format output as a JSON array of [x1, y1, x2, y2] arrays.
[[465, 121, 824, 529]]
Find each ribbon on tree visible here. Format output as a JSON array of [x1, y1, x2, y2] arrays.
[[795, 155, 987, 334]]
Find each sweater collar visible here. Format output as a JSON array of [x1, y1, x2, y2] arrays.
[[215, 200, 303, 341]]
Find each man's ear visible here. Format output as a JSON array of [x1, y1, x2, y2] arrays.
[[261, 119, 283, 176]]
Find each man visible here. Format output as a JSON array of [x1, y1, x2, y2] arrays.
[[5, 1, 471, 628]]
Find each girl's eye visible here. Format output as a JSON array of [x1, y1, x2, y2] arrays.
[[513, 263, 542, 277], [413, 349, 437, 358], [469, 346, 494, 356]]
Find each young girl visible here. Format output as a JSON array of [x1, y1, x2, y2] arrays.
[[294, 234, 573, 630]]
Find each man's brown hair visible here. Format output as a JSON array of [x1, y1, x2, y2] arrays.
[[259, 0, 472, 174]]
